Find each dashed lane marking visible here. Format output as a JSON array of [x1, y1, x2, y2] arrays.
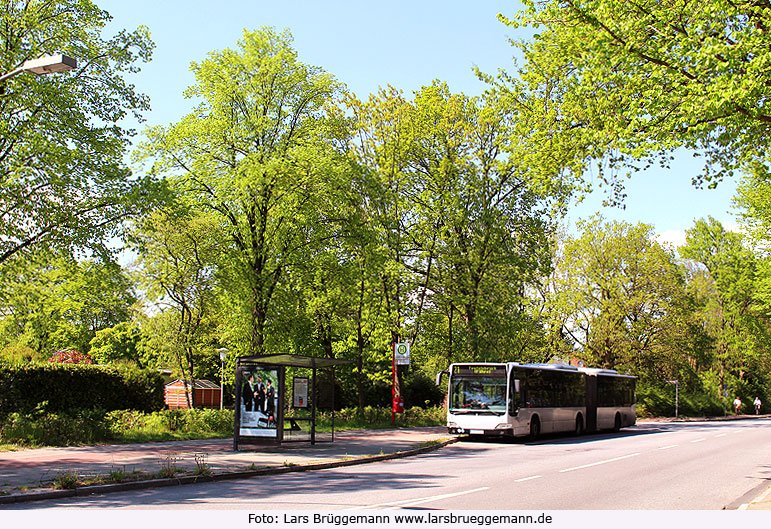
[[559, 453, 640, 473], [514, 475, 543, 483], [344, 487, 490, 510]]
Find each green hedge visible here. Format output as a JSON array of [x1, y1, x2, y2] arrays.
[[636, 384, 724, 418], [0, 362, 165, 414]]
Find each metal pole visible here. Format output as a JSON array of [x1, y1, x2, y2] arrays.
[[391, 342, 396, 425], [218, 349, 228, 410], [666, 380, 679, 419], [311, 366, 317, 445]]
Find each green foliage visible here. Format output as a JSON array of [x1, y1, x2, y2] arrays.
[[129, 209, 222, 406], [679, 218, 771, 396], [548, 218, 690, 376], [105, 409, 233, 442], [0, 252, 137, 359], [53, 471, 81, 490], [636, 384, 724, 418], [0, 0, 159, 267], [346, 81, 560, 374], [89, 322, 143, 365], [0, 408, 234, 447], [0, 363, 164, 415], [311, 406, 446, 430], [499, 0, 771, 194], [140, 26, 348, 357], [0, 408, 110, 447]]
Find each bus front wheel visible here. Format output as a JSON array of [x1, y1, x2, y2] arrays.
[[529, 417, 540, 440]]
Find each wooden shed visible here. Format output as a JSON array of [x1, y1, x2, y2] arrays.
[[164, 379, 221, 409]]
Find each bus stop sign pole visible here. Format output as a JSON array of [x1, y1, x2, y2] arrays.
[[391, 342, 395, 425]]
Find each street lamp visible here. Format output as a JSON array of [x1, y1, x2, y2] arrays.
[[666, 380, 679, 418], [217, 348, 229, 410], [0, 54, 77, 83]]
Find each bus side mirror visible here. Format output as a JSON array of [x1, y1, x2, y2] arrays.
[[514, 379, 521, 393], [436, 371, 449, 386]]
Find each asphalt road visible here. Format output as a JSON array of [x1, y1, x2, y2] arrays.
[[7, 419, 771, 510]]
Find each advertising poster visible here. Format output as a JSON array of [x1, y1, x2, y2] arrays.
[[238, 368, 279, 437], [293, 377, 309, 408]]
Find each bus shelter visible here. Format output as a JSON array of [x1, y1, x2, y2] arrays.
[[233, 353, 351, 450]]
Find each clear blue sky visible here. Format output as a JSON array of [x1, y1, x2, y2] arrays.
[[99, 0, 739, 246]]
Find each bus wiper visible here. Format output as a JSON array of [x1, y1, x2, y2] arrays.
[[450, 409, 504, 416]]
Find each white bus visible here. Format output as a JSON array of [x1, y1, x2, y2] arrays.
[[437, 362, 636, 439]]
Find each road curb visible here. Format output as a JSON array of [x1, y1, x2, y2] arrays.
[[0, 437, 458, 506]]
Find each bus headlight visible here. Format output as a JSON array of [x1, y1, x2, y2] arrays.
[[448, 422, 458, 428], [495, 423, 510, 430]]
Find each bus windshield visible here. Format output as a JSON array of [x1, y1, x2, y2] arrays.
[[450, 376, 507, 413]]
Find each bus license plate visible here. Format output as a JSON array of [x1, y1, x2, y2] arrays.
[[469, 429, 484, 434]]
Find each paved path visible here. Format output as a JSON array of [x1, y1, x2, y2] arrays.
[[0, 427, 449, 501]]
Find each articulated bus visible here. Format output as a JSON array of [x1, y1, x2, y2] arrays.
[[436, 362, 636, 439]]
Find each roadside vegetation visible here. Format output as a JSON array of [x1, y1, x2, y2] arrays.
[[0, 406, 447, 450]]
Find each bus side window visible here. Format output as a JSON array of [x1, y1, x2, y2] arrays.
[[509, 376, 522, 415]]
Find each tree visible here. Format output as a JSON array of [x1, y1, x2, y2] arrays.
[[734, 169, 771, 314], [348, 82, 559, 368], [679, 217, 771, 397], [0, 251, 137, 358], [88, 321, 142, 366], [499, 0, 771, 195], [0, 1, 157, 267], [552, 218, 688, 377], [142, 27, 348, 356], [131, 208, 220, 408]]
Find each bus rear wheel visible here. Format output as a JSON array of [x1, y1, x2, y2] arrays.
[[612, 413, 622, 432], [529, 417, 540, 440]]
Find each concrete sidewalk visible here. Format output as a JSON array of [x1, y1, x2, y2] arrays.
[[0, 427, 452, 504]]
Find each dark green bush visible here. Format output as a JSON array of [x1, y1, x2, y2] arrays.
[[0, 363, 164, 415], [311, 405, 445, 430], [0, 408, 111, 446], [404, 372, 445, 407], [637, 384, 724, 417]]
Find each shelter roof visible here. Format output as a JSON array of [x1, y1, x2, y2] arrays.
[[165, 379, 220, 389], [237, 353, 352, 369]]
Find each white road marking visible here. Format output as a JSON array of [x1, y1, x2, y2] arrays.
[[344, 487, 489, 510], [658, 444, 678, 450], [716, 433, 727, 438], [514, 475, 543, 482], [691, 438, 706, 443], [559, 453, 640, 473]]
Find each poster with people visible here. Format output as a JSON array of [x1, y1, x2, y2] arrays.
[[239, 368, 279, 437]]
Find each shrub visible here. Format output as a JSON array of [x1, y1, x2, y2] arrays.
[[637, 384, 724, 417], [105, 409, 234, 441], [310, 405, 445, 430], [48, 350, 94, 364], [0, 363, 164, 415], [0, 408, 111, 446]]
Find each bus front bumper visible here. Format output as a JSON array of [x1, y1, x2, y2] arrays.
[[448, 427, 514, 436]]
